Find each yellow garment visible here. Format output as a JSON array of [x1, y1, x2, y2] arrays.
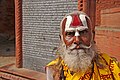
[[47, 53, 120, 80]]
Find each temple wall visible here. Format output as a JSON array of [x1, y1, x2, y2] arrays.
[[22, 0, 78, 72], [95, 0, 120, 61]]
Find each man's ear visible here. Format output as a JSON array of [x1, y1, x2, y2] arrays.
[[92, 30, 95, 40], [92, 30, 96, 44]]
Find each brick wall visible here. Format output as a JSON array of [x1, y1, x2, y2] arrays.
[[95, 0, 120, 61], [22, 0, 78, 72], [0, 0, 15, 41], [96, 0, 120, 26]]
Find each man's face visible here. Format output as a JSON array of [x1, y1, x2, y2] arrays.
[[59, 12, 95, 72], [62, 14, 92, 50]]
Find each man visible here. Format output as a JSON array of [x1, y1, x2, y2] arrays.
[[46, 11, 120, 80]]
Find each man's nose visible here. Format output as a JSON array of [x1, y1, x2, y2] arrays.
[[74, 31, 81, 45], [74, 36, 81, 45]]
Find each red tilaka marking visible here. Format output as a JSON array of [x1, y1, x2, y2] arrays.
[[70, 14, 83, 28]]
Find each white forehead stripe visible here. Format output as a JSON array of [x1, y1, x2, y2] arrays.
[[75, 31, 80, 36], [65, 14, 88, 31], [79, 14, 88, 27], [65, 16, 72, 31]]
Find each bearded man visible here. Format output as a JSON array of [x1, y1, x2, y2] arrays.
[[46, 11, 120, 80]]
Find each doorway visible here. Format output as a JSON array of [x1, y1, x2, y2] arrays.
[[0, 0, 15, 67]]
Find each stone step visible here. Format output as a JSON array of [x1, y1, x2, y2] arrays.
[[0, 63, 46, 80]]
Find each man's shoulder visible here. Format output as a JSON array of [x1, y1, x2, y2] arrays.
[[46, 57, 63, 80], [99, 53, 112, 62], [100, 53, 118, 62], [98, 53, 120, 67], [47, 57, 63, 67]]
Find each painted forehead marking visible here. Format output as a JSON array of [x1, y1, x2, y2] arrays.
[[79, 14, 88, 27], [65, 14, 88, 31], [70, 14, 83, 27]]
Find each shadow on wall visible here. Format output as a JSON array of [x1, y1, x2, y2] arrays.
[[0, 0, 15, 56]]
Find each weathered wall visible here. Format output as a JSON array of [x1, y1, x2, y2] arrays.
[[0, 0, 15, 41], [96, 0, 120, 26], [95, 0, 120, 61], [22, 0, 78, 72]]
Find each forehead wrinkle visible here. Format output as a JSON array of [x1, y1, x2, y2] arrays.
[[65, 26, 88, 32], [65, 27, 76, 32], [76, 27, 88, 31]]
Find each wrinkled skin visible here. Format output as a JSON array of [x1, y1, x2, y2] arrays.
[[61, 12, 93, 50]]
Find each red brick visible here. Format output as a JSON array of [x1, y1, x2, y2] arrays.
[[95, 30, 120, 61], [96, 0, 120, 26], [101, 7, 120, 28]]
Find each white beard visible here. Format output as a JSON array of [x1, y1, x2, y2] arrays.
[[58, 42, 96, 72]]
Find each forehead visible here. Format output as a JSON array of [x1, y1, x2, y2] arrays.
[[65, 14, 88, 31]]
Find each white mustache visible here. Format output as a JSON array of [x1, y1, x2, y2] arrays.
[[69, 43, 77, 50], [69, 43, 92, 50], [80, 44, 92, 49]]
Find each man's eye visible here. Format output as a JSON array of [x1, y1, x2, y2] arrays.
[[79, 30, 88, 35], [66, 32, 75, 36]]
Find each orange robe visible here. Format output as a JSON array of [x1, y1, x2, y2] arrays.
[[46, 53, 120, 80]]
